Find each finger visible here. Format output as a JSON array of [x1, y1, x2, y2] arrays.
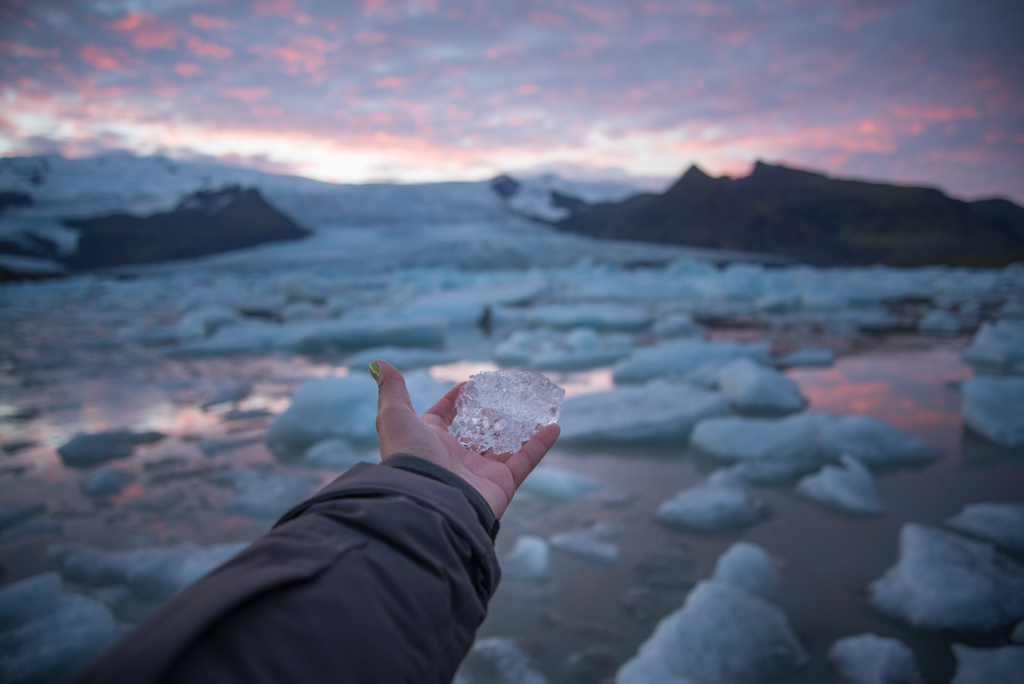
[[424, 381, 467, 426], [374, 360, 415, 415], [503, 423, 560, 489]]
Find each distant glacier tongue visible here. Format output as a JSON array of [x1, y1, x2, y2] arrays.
[[450, 370, 565, 455]]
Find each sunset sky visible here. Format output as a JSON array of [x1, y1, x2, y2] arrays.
[[1, 0, 1022, 201]]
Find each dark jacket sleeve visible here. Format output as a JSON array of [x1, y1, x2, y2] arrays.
[[70, 459, 501, 684]]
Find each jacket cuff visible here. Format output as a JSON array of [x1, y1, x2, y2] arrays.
[[382, 455, 500, 541]]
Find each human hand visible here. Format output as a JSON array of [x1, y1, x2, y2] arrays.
[[371, 360, 560, 519]]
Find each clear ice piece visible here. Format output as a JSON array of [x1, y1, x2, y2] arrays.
[[449, 370, 565, 455]]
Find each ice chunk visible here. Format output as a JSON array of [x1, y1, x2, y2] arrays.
[[651, 312, 702, 338], [656, 477, 766, 533], [217, 468, 319, 519], [200, 382, 252, 410], [615, 580, 807, 684], [828, 633, 920, 684], [946, 502, 1024, 555], [49, 541, 247, 603], [962, 377, 1024, 449], [450, 371, 564, 455], [559, 381, 729, 443], [519, 466, 603, 501], [459, 637, 549, 684], [175, 304, 240, 340], [613, 338, 771, 384], [717, 459, 819, 485], [817, 415, 941, 466], [493, 328, 632, 371], [690, 413, 825, 467], [501, 536, 550, 582], [963, 320, 1024, 369], [0, 503, 44, 532], [57, 430, 165, 467], [797, 455, 885, 516], [711, 541, 782, 601], [300, 438, 380, 470], [549, 522, 620, 565], [776, 347, 835, 368], [0, 572, 121, 684], [80, 467, 127, 497], [950, 644, 1024, 684], [717, 358, 808, 414], [523, 303, 653, 332], [918, 309, 964, 334], [345, 346, 456, 371], [867, 524, 1024, 632]]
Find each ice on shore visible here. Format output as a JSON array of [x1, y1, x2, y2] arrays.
[[962, 377, 1024, 449], [797, 455, 885, 516], [615, 580, 806, 684], [519, 466, 603, 501], [690, 413, 825, 467], [612, 338, 771, 384], [950, 644, 1024, 684], [559, 381, 729, 443], [656, 477, 766, 533], [717, 358, 808, 414], [49, 541, 247, 603], [450, 371, 564, 455], [0, 572, 121, 684], [345, 346, 457, 371], [828, 633, 920, 684], [501, 536, 550, 582], [946, 502, 1024, 555], [963, 320, 1024, 370], [776, 347, 835, 368], [57, 430, 165, 467], [817, 415, 941, 466], [459, 637, 549, 684], [217, 468, 319, 518], [300, 438, 380, 470], [549, 522, 620, 565], [174, 304, 241, 340], [711, 541, 782, 601], [493, 328, 632, 371], [867, 524, 1024, 632]]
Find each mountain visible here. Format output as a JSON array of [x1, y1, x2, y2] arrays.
[[556, 162, 1024, 267]]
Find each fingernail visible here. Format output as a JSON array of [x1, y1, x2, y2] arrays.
[[368, 361, 380, 382]]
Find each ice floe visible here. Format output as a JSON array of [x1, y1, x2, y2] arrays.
[[215, 468, 320, 518], [300, 438, 380, 470], [716, 357, 808, 414], [558, 381, 729, 443], [817, 415, 941, 466], [650, 312, 702, 338], [501, 536, 550, 582], [963, 319, 1024, 370], [344, 346, 456, 371], [80, 467, 127, 497], [174, 304, 241, 341], [775, 347, 835, 368], [827, 633, 920, 684], [518, 303, 653, 332], [690, 413, 825, 468], [612, 338, 771, 384], [656, 476, 766, 533], [918, 309, 965, 334], [549, 522, 620, 565], [519, 466, 603, 501], [946, 502, 1024, 554], [962, 377, 1024, 449], [57, 430, 165, 467], [0, 503, 44, 532], [459, 637, 549, 684], [950, 644, 1024, 684], [615, 580, 806, 684], [711, 541, 782, 601], [0, 572, 121, 684], [493, 328, 632, 371], [796, 455, 885, 516], [49, 541, 247, 603], [867, 523, 1024, 632]]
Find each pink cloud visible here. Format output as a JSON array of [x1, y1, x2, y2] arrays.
[[174, 62, 203, 77], [78, 44, 126, 72], [225, 86, 270, 103], [190, 13, 234, 31], [0, 41, 59, 58], [110, 12, 178, 50], [187, 37, 233, 60], [516, 83, 539, 96]]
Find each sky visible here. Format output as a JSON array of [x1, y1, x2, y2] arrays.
[[1, 0, 1022, 201]]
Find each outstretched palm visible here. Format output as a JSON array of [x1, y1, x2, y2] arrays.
[[373, 360, 560, 519]]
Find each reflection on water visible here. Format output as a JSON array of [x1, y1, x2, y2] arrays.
[[1, 339, 1022, 683]]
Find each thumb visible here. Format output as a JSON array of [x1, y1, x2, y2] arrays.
[[371, 360, 416, 415]]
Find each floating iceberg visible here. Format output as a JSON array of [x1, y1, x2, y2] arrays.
[[459, 637, 549, 684], [521, 303, 653, 332], [519, 466, 603, 501], [962, 377, 1024, 449], [651, 312, 702, 338], [449, 371, 564, 455], [950, 644, 1024, 684], [0, 503, 45, 532], [49, 541, 247, 603], [796, 455, 885, 516], [827, 633, 920, 684], [300, 438, 380, 470], [345, 346, 457, 371], [963, 320, 1024, 370], [615, 580, 806, 684], [501, 536, 550, 582], [0, 572, 121, 684], [549, 522, 620, 565], [716, 358, 808, 414], [946, 502, 1024, 555], [493, 328, 632, 371], [775, 347, 835, 368], [817, 415, 941, 466], [711, 541, 782, 601], [559, 381, 729, 443], [690, 413, 825, 467], [57, 430, 165, 467], [217, 468, 320, 518], [656, 477, 766, 533], [80, 467, 127, 497], [716, 458, 819, 485], [612, 338, 771, 384], [867, 524, 1024, 632], [918, 309, 964, 334], [174, 304, 241, 341]]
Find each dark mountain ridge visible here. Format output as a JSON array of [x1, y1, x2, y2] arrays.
[[556, 162, 1024, 267]]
